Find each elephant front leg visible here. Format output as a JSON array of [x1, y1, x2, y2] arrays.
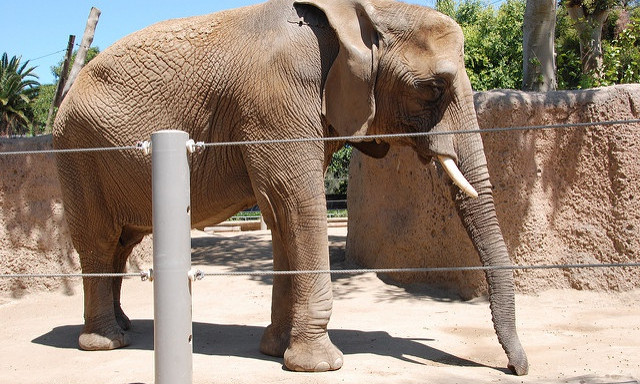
[[258, 197, 343, 372], [260, 236, 293, 357], [284, 270, 343, 372]]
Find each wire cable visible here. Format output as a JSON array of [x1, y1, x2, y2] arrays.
[[1, 119, 638, 157], [197, 119, 640, 148], [3, 263, 638, 280], [0, 272, 147, 279], [28, 49, 67, 62], [0, 144, 142, 157], [199, 262, 640, 277]]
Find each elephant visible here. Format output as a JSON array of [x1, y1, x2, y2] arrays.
[[53, 0, 529, 376]]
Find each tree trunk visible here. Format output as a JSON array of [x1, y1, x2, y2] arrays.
[[45, 35, 75, 131], [61, 7, 101, 100], [522, 0, 557, 91], [567, 5, 610, 79]]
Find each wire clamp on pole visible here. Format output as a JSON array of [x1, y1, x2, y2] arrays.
[[188, 269, 205, 282], [140, 269, 154, 282], [186, 139, 205, 154], [136, 141, 152, 155]]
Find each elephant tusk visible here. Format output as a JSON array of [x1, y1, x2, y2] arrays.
[[437, 156, 479, 199]]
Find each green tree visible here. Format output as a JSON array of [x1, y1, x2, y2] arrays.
[[601, 7, 640, 84], [563, 0, 621, 82], [31, 84, 56, 134], [556, 5, 585, 88], [522, 0, 558, 91], [435, 0, 456, 18], [325, 146, 352, 196], [557, 1, 640, 88], [0, 53, 40, 136], [37, 46, 101, 133], [438, 0, 526, 91], [51, 47, 100, 80]]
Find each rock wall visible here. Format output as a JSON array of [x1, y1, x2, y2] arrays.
[[0, 136, 151, 298], [347, 85, 640, 299]]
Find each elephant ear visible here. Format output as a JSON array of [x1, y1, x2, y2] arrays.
[[294, 0, 379, 139]]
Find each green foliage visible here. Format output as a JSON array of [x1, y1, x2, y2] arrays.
[[325, 145, 352, 195], [0, 53, 40, 136], [51, 47, 100, 80], [556, 6, 586, 88], [564, 0, 621, 15], [28, 47, 102, 134], [602, 11, 640, 84], [556, 4, 640, 88], [31, 84, 56, 134], [435, 0, 456, 18], [438, 0, 526, 91]]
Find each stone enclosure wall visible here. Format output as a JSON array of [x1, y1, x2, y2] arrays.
[[347, 85, 640, 299], [0, 137, 151, 298], [1, 85, 639, 299]]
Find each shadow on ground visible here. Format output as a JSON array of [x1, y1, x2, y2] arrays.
[[192, 232, 475, 303], [191, 232, 366, 287], [32, 320, 504, 373]]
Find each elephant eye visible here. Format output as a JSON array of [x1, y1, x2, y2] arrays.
[[414, 78, 448, 102]]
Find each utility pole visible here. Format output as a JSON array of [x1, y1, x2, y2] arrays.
[[45, 7, 101, 130], [62, 7, 101, 100], [46, 35, 75, 130]]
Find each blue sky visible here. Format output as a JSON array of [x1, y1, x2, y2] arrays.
[[2, 0, 465, 85]]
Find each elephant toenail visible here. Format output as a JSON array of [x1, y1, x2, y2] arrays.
[[314, 362, 331, 372]]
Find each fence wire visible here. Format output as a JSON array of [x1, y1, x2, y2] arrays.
[[199, 263, 640, 277], [2, 263, 639, 280], [1, 118, 639, 281], [1, 119, 639, 157], [196, 119, 640, 149], [0, 272, 148, 279], [0, 144, 141, 157]]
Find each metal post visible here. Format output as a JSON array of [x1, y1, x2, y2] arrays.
[[152, 130, 193, 384]]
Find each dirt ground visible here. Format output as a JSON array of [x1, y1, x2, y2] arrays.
[[1, 227, 639, 384]]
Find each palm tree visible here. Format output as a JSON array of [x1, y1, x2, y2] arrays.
[[0, 53, 40, 136]]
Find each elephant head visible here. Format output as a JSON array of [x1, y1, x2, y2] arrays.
[[296, 0, 528, 375]]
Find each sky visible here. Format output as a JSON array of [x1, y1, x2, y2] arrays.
[[1, 0, 479, 85]]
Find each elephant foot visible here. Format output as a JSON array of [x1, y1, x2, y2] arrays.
[[78, 325, 130, 351], [283, 334, 343, 372], [114, 305, 131, 331], [507, 349, 529, 376], [260, 324, 290, 357]]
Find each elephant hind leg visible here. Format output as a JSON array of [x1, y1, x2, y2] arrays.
[[75, 226, 140, 351], [260, 232, 293, 358], [78, 263, 130, 351], [112, 226, 147, 331]]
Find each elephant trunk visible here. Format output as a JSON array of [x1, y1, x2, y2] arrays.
[[451, 102, 529, 376]]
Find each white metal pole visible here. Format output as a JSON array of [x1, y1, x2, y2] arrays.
[[151, 130, 193, 384]]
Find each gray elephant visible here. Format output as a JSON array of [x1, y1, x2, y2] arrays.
[[53, 0, 528, 375]]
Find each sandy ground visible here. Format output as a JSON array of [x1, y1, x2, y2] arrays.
[[1, 227, 639, 384]]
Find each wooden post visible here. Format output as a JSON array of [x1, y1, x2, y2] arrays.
[[45, 35, 75, 130], [61, 7, 101, 100]]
